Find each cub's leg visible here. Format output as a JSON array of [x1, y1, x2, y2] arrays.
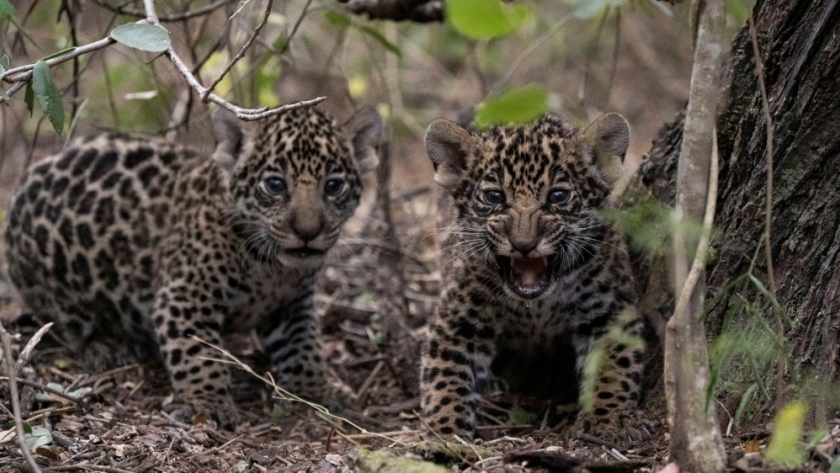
[[574, 307, 647, 444], [152, 281, 238, 426], [420, 292, 495, 439], [261, 285, 353, 409]]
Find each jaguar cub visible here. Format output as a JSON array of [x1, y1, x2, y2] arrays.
[[5, 106, 382, 424], [421, 113, 645, 444]]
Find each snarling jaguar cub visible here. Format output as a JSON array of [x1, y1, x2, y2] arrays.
[[420, 112, 646, 444], [5, 106, 382, 425]]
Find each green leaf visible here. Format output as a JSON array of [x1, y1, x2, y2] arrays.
[[807, 427, 828, 451], [359, 26, 402, 57], [733, 384, 757, 426], [829, 455, 840, 473], [644, 0, 673, 17], [0, 56, 7, 100], [475, 85, 548, 127], [725, 0, 754, 24], [579, 343, 605, 413], [508, 405, 537, 425], [570, 0, 628, 19], [765, 401, 807, 468], [111, 22, 171, 53], [24, 81, 34, 116], [21, 421, 32, 435], [0, 0, 15, 21], [270, 403, 287, 418], [447, 0, 530, 40], [324, 11, 350, 27], [32, 60, 65, 134], [23, 426, 52, 451]]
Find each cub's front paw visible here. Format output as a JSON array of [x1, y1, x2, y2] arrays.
[[573, 408, 653, 447], [166, 394, 240, 428]]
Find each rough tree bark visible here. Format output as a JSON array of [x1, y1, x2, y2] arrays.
[[639, 0, 840, 422]]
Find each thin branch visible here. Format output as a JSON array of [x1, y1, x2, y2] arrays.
[[0, 320, 42, 473], [672, 129, 719, 320], [0, 37, 116, 103], [14, 322, 53, 379], [201, 0, 274, 102], [0, 377, 84, 405], [278, 0, 315, 56], [140, 0, 325, 120], [89, 0, 237, 22], [48, 464, 136, 473], [489, 13, 573, 96], [605, 8, 622, 106], [747, 9, 783, 413], [164, 46, 327, 119]]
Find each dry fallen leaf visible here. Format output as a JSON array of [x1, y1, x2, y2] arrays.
[[745, 438, 761, 453], [36, 446, 61, 461]]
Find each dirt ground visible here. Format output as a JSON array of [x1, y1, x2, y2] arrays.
[[1, 172, 840, 473]]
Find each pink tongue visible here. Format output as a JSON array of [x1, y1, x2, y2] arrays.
[[511, 257, 548, 289]]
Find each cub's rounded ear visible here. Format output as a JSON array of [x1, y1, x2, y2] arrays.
[[584, 112, 630, 184], [425, 119, 474, 190], [212, 110, 254, 178], [345, 106, 383, 176]]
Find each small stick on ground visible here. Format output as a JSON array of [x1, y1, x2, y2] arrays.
[[0, 320, 43, 473], [577, 433, 624, 452], [0, 377, 85, 405], [13, 322, 53, 378]]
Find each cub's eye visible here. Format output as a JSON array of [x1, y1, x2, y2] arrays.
[[483, 189, 505, 205], [548, 189, 571, 205], [324, 179, 345, 196], [263, 177, 286, 196]]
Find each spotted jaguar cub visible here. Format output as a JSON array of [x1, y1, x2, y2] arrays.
[[420, 112, 646, 444], [5, 106, 382, 424]]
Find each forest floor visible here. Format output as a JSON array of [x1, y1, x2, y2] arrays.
[[1, 184, 839, 473]]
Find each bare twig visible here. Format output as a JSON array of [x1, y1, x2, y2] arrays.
[[0, 37, 116, 103], [747, 10, 784, 414], [14, 323, 53, 379], [577, 433, 625, 451], [278, 0, 315, 56], [489, 13, 573, 96], [190, 335, 408, 446], [672, 130, 719, 324], [2, 0, 323, 119], [201, 0, 274, 102], [48, 464, 135, 473], [0, 320, 43, 473], [0, 377, 85, 405], [89, 0, 237, 22]]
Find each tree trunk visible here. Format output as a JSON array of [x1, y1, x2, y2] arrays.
[[639, 0, 840, 418], [663, 0, 726, 468]]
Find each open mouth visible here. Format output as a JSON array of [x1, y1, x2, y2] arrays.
[[496, 255, 557, 300], [283, 248, 326, 259]]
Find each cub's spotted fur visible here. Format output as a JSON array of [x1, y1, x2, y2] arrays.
[[5, 106, 382, 424], [421, 113, 646, 444]]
